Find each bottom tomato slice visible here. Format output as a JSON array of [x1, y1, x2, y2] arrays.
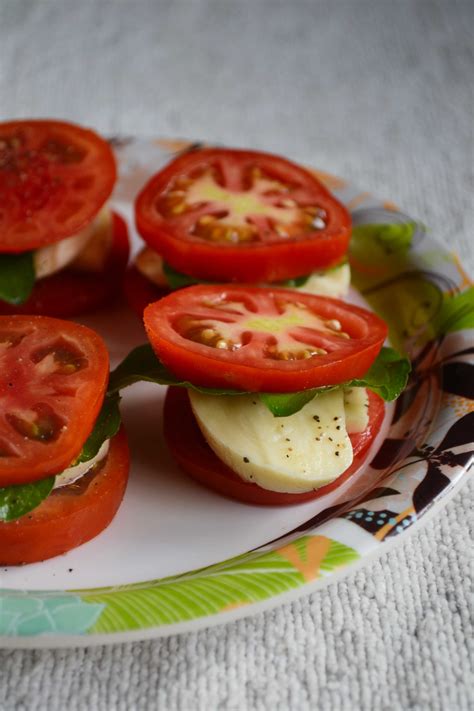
[[164, 387, 385, 506], [0, 212, 130, 318], [123, 265, 170, 318], [0, 428, 129, 565]]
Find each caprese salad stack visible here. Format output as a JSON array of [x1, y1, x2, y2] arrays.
[[0, 120, 129, 317], [0, 316, 129, 564], [125, 148, 352, 315], [110, 285, 409, 505]]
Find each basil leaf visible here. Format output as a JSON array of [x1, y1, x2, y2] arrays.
[[108, 344, 243, 396], [259, 388, 332, 417], [0, 476, 55, 522], [349, 347, 411, 400], [75, 394, 122, 464], [163, 262, 211, 290], [109, 345, 410, 419], [0, 251, 36, 305], [278, 274, 311, 288], [163, 260, 349, 292]]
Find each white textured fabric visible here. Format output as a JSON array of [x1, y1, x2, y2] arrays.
[[1, 1, 473, 709]]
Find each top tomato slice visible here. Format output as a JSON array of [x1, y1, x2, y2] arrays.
[[144, 285, 387, 393], [0, 119, 116, 252], [135, 148, 351, 283], [0, 316, 109, 486]]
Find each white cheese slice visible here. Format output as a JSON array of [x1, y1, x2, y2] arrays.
[[135, 247, 168, 287], [295, 263, 351, 298], [344, 387, 369, 434], [34, 207, 111, 279], [53, 439, 110, 490], [189, 389, 353, 494]]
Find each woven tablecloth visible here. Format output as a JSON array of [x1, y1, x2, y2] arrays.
[[1, 1, 472, 709]]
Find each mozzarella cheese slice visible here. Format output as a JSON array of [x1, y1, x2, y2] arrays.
[[135, 247, 168, 287], [344, 387, 369, 433], [189, 389, 354, 494], [53, 439, 110, 490], [34, 207, 112, 279], [295, 262, 351, 298]]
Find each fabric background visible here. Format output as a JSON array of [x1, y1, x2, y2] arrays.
[[0, 1, 472, 709]]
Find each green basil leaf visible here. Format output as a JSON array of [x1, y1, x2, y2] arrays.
[[277, 274, 311, 288], [108, 344, 243, 396], [349, 346, 411, 400], [0, 251, 36, 305], [109, 345, 410, 419], [75, 394, 122, 464], [259, 387, 333, 417], [163, 262, 210, 290], [0, 476, 55, 522]]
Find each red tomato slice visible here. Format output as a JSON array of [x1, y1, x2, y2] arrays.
[[144, 285, 387, 392], [0, 119, 116, 252], [0, 427, 129, 565], [0, 316, 109, 486], [0, 212, 130, 317], [123, 265, 170, 319], [135, 148, 351, 283], [164, 387, 385, 506]]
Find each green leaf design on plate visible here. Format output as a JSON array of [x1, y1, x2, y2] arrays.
[[433, 286, 474, 335], [0, 251, 36, 305], [79, 537, 358, 633], [0, 592, 104, 636]]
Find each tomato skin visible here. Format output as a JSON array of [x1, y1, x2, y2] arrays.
[[0, 212, 130, 317], [0, 119, 116, 252], [0, 428, 129, 565], [135, 148, 351, 283], [144, 285, 388, 393], [0, 316, 109, 486], [164, 387, 385, 506], [123, 265, 169, 318]]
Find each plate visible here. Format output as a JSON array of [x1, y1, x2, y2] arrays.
[[1, 138, 472, 648]]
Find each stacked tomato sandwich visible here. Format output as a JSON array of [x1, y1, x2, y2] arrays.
[[0, 119, 129, 317], [0, 316, 129, 565], [110, 285, 409, 505], [125, 148, 352, 315]]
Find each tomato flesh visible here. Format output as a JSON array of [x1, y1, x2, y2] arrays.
[[0, 316, 109, 486], [0, 212, 130, 317], [144, 285, 387, 392], [0, 427, 129, 565], [164, 388, 385, 505], [135, 148, 351, 283], [0, 119, 116, 252]]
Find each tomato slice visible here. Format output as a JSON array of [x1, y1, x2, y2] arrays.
[[0, 316, 109, 486], [144, 285, 388, 392], [0, 212, 130, 317], [123, 264, 170, 319], [164, 388, 385, 506], [135, 148, 351, 283], [0, 427, 129, 565], [0, 119, 116, 252]]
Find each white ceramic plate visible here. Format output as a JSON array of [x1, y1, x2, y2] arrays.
[[1, 138, 472, 648]]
